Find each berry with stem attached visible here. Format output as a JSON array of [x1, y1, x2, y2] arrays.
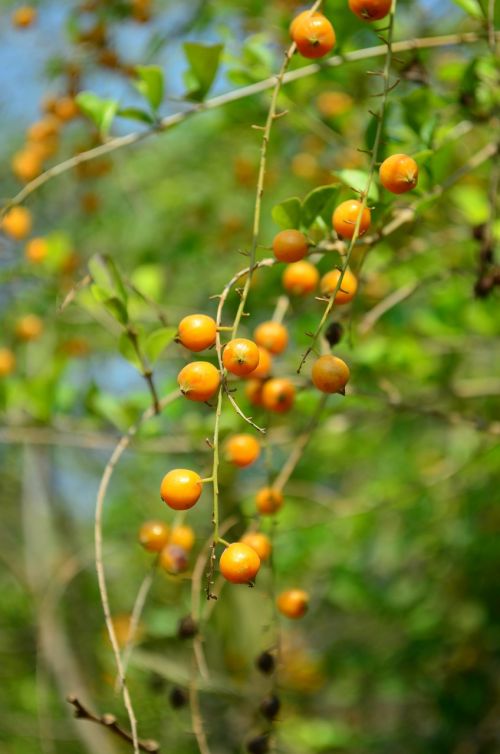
[[333, 200, 371, 239], [219, 542, 261, 584], [160, 469, 203, 510], [178, 314, 217, 352], [223, 338, 260, 376], [177, 361, 220, 402], [290, 11, 336, 59], [320, 267, 358, 304], [225, 433, 261, 468], [312, 354, 350, 394], [379, 154, 419, 194]]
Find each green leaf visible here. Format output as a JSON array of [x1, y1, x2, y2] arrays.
[[75, 91, 118, 137], [103, 297, 129, 326], [183, 42, 223, 101], [272, 197, 302, 229], [301, 185, 339, 228], [117, 106, 155, 124], [88, 254, 128, 303], [144, 327, 176, 364], [450, 0, 483, 17], [134, 65, 164, 112], [334, 169, 379, 203], [118, 333, 143, 370]]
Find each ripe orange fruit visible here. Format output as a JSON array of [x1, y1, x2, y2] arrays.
[[15, 314, 43, 342], [272, 229, 308, 263], [282, 260, 319, 296], [240, 532, 272, 561], [0, 348, 16, 377], [160, 469, 202, 510], [254, 321, 288, 355], [12, 5, 37, 28], [138, 520, 169, 552], [379, 154, 419, 194], [1, 206, 33, 241], [223, 338, 260, 376], [178, 314, 217, 352], [290, 11, 336, 59], [277, 589, 309, 619], [177, 361, 220, 402], [12, 148, 42, 182], [169, 525, 195, 552], [262, 378, 295, 413], [348, 0, 392, 21], [248, 346, 272, 379], [332, 200, 371, 239], [225, 434, 261, 468], [320, 267, 358, 305], [25, 237, 48, 264], [245, 378, 264, 407], [27, 117, 60, 143], [256, 487, 284, 515], [219, 542, 261, 584], [53, 96, 80, 122], [160, 544, 189, 574], [316, 91, 354, 118], [311, 355, 350, 394]]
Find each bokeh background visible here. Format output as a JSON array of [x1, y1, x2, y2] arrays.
[[0, 1, 499, 753]]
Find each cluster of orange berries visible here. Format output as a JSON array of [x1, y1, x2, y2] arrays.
[[138, 520, 195, 574]]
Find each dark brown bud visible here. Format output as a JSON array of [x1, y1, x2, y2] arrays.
[[255, 650, 275, 675]]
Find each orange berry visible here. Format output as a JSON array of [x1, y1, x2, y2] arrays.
[[178, 314, 217, 352], [320, 267, 358, 305], [282, 260, 319, 296], [177, 361, 220, 402], [272, 229, 308, 263], [0, 348, 16, 377], [1, 207, 33, 241], [316, 91, 354, 118], [254, 321, 288, 355], [223, 338, 260, 377], [12, 5, 37, 28], [138, 520, 169, 552], [348, 0, 392, 21], [219, 542, 261, 584], [53, 96, 80, 122], [290, 11, 336, 59], [12, 148, 42, 182], [225, 434, 261, 468], [332, 200, 371, 239], [256, 487, 284, 515], [379, 154, 419, 194], [160, 469, 202, 510], [311, 354, 350, 394], [15, 314, 43, 342], [160, 544, 189, 574], [110, 613, 143, 648], [245, 378, 264, 407], [27, 117, 60, 143], [240, 532, 272, 561], [262, 377, 295, 414], [248, 346, 272, 380], [277, 589, 309, 619], [25, 237, 48, 264], [169, 525, 195, 552]]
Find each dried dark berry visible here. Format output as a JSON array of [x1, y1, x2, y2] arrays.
[[325, 321, 343, 347], [259, 694, 281, 721], [177, 615, 198, 639], [169, 686, 188, 709], [255, 650, 274, 675], [246, 734, 269, 754]]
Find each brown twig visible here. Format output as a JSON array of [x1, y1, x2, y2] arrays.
[[66, 696, 159, 753]]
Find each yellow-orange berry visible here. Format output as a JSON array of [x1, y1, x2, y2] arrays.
[[379, 153, 419, 194], [12, 5, 37, 28], [169, 525, 195, 552], [1, 207, 33, 241], [277, 589, 309, 619], [282, 260, 319, 296], [138, 520, 169, 552], [160, 544, 189, 574], [254, 321, 288, 355], [223, 338, 260, 377], [219, 543, 261, 584], [12, 148, 42, 182], [333, 200, 371, 239], [0, 348, 16, 377], [240, 532, 272, 561], [256, 487, 284, 515], [225, 434, 261, 468], [248, 346, 272, 380], [348, 0, 392, 21], [272, 229, 308, 263], [178, 314, 217, 352], [25, 237, 48, 264], [245, 379, 264, 407], [262, 377, 295, 414], [311, 355, 350, 394], [177, 361, 220, 402], [160, 469, 202, 510], [27, 117, 60, 143], [316, 91, 354, 118], [15, 314, 43, 342], [290, 11, 336, 59], [53, 96, 80, 122], [320, 267, 358, 305]]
